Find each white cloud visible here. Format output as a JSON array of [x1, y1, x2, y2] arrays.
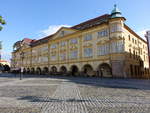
[[40, 25, 71, 37], [137, 29, 150, 40]]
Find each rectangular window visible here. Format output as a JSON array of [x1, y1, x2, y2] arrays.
[[41, 46, 48, 53], [51, 44, 57, 49], [128, 35, 130, 41], [51, 55, 57, 61], [60, 41, 66, 46], [60, 53, 66, 60], [84, 48, 93, 57], [135, 40, 137, 44], [97, 44, 109, 55], [117, 40, 124, 52], [111, 42, 116, 53], [98, 29, 108, 38], [111, 24, 122, 33], [70, 38, 78, 44], [41, 56, 48, 62], [110, 40, 124, 53], [84, 34, 92, 41], [132, 38, 134, 43], [70, 50, 78, 59]]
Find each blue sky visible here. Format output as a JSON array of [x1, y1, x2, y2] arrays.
[[0, 0, 150, 61]]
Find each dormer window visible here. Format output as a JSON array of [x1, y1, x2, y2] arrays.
[[61, 31, 65, 37]]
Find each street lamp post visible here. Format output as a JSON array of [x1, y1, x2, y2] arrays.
[[20, 51, 24, 80]]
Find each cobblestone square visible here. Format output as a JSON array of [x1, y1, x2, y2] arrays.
[[0, 74, 150, 113]]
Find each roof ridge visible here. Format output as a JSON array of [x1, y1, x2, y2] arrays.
[[71, 14, 110, 29], [30, 14, 110, 46]]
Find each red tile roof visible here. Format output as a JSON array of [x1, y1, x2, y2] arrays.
[[22, 38, 36, 44], [31, 35, 54, 47], [31, 14, 110, 47], [71, 14, 110, 30], [0, 60, 7, 63], [16, 14, 147, 48]]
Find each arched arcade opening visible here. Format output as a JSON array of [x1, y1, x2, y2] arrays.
[[36, 67, 42, 75], [97, 63, 112, 77], [70, 65, 79, 76], [27, 68, 30, 74], [60, 66, 67, 75], [82, 64, 94, 77], [31, 68, 35, 74], [43, 67, 49, 75], [51, 66, 57, 74]]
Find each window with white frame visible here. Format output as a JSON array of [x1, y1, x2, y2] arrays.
[[70, 50, 78, 59], [51, 44, 57, 49], [84, 48, 93, 57], [111, 23, 122, 33], [110, 40, 124, 53], [117, 40, 124, 52], [60, 53, 66, 60], [51, 55, 57, 61], [97, 29, 108, 38], [84, 34, 92, 41], [42, 56, 48, 62], [70, 38, 78, 44], [38, 57, 41, 63], [60, 41, 66, 46], [41, 46, 48, 51], [97, 44, 109, 56]]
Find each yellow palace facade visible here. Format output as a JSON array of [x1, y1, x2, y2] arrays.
[[11, 5, 150, 78]]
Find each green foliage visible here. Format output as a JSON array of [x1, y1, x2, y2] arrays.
[[0, 26, 2, 31], [0, 15, 6, 31]]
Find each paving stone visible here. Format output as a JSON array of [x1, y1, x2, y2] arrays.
[[0, 73, 150, 113]]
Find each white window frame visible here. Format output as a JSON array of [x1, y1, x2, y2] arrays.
[[70, 38, 78, 44], [97, 29, 108, 38], [84, 34, 92, 41], [51, 44, 57, 49], [84, 48, 93, 57], [70, 50, 78, 59]]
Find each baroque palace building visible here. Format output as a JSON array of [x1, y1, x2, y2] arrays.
[[11, 5, 150, 78]]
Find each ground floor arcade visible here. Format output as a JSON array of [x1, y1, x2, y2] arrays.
[[21, 60, 150, 79]]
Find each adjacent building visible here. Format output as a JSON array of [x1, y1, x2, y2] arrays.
[[11, 5, 150, 78], [145, 31, 150, 67], [0, 60, 10, 66]]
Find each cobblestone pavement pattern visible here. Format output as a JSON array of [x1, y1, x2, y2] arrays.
[[0, 73, 150, 113]]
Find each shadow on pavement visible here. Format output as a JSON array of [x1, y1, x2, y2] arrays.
[[18, 95, 150, 105], [1, 73, 150, 90]]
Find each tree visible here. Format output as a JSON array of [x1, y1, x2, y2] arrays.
[[0, 16, 6, 31], [3, 64, 10, 71]]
